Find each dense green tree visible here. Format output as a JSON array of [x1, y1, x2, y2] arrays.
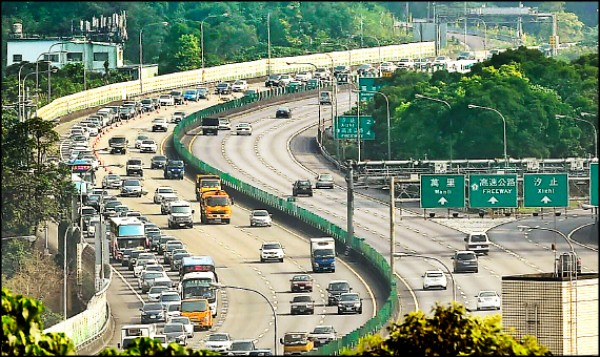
[[173, 34, 202, 72], [341, 302, 551, 356]]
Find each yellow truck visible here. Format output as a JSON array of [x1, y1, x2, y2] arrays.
[[199, 190, 233, 224], [280, 332, 314, 355], [180, 298, 213, 331], [195, 174, 221, 201]]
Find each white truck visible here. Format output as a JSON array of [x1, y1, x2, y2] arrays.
[[310, 237, 336, 273], [167, 201, 195, 229], [118, 324, 157, 351]]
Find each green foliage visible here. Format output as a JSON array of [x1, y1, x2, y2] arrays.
[[1, 287, 76, 356], [174, 34, 202, 71], [99, 337, 220, 356], [341, 302, 551, 356]]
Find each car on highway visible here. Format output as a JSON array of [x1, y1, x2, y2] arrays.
[[327, 280, 351, 306], [164, 302, 182, 320], [249, 209, 272, 227], [314, 67, 331, 81], [171, 252, 191, 272], [135, 134, 150, 149], [464, 232, 490, 255], [452, 250, 479, 273], [160, 194, 179, 215], [168, 316, 194, 338], [231, 80, 248, 92], [169, 90, 184, 105], [315, 173, 334, 189], [197, 87, 210, 99], [319, 91, 332, 105], [102, 174, 122, 189], [337, 292, 362, 314], [422, 270, 447, 290], [265, 74, 282, 87], [290, 274, 313, 293], [433, 56, 451, 67], [259, 241, 284, 263], [163, 241, 185, 264], [154, 186, 176, 204], [159, 290, 182, 310], [235, 122, 252, 136], [162, 322, 187, 345], [140, 302, 165, 323], [292, 179, 313, 197], [308, 325, 337, 347], [275, 106, 292, 119], [147, 285, 170, 302], [215, 82, 232, 95], [290, 294, 315, 315], [218, 118, 231, 130], [379, 61, 397, 73], [152, 118, 168, 132], [204, 332, 233, 353], [183, 89, 200, 102], [141, 98, 155, 112], [150, 155, 168, 169], [278, 74, 293, 87], [121, 179, 143, 198], [396, 58, 415, 70], [138, 271, 168, 292], [139, 139, 158, 153], [228, 339, 257, 355], [172, 111, 186, 124], [476, 290, 501, 311]]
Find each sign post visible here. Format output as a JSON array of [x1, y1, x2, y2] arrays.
[[468, 174, 518, 208], [523, 173, 569, 208], [420, 175, 465, 209], [590, 163, 598, 207]]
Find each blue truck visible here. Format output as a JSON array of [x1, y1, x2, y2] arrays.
[[164, 160, 185, 180], [310, 237, 336, 273]]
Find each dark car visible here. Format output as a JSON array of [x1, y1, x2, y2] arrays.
[[290, 294, 315, 315], [170, 90, 184, 105], [151, 155, 168, 169], [275, 106, 292, 119], [197, 87, 210, 99], [337, 292, 362, 314], [140, 302, 165, 324], [147, 231, 162, 251], [164, 160, 185, 180], [141, 98, 155, 112], [452, 251, 479, 273], [327, 280, 351, 306], [292, 179, 313, 197], [264, 74, 282, 87], [215, 82, 232, 95], [119, 106, 136, 120]]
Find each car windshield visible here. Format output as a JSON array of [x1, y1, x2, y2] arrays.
[[329, 282, 349, 291], [181, 300, 208, 312], [142, 140, 155, 145], [123, 180, 141, 187], [171, 317, 190, 325], [480, 291, 497, 298], [171, 206, 191, 214], [185, 90, 196, 95], [293, 275, 310, 281], [263, 243, 281, 250], [297, 181, 310, 187], [318, 174, 333, 181], [457, 253, 475, 260], [426, 272, 443, 278], [231, 342, 254, 351], [340, 294, 358, 302], [127, 159, 142, 165], [207, 197, 229, 206], [144, 272, 163, 280], [164, 324, 183, 333], [143, 303, 162, 311], [208, 334, 229, 342], [313, 326, 334, 334], [293, 296, 312, 302], [470, 234, 487, 242], [161, 294, 181, 302], [152, 156, 167, 162], [253, 211, 269, 217], [158, 188, 174, 194], [136, 135, 148, 141], [283, 334, 307, 344]]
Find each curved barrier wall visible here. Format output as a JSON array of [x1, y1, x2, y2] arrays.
[[173, 87, 399, 354], [35, 42, 435, 121]]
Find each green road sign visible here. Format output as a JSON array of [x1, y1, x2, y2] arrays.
[[420, 175, 465, 208], [358, 77, 382, 101], [523, 173, 569, 208], [334, 115, 375, 140], [591, 163, 598, 206], [469, 174, 518, 208]]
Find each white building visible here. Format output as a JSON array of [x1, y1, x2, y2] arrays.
[[6, 38, 123, 72]]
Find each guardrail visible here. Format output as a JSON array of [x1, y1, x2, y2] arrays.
[[35, 42, 435, 122], [173, 86, 399, 354]]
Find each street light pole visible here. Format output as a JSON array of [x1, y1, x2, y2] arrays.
[[139, 21, 169, 95], [556, 114, 598, 158], [286, 61, 322, 142], [267, 12, 272, 76], [211, 283, 278, 355], [18, 62, 30, 122], [356, 90, 391, 161], [393, 252, 457, 301], [467, 104, 508, 166], [201, 13, 229, 82], [415, 94, 453, 161]]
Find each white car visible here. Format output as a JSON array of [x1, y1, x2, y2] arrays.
[[476, 290, 501, 311], [135, 134, 150, 149], [160, 193, 179, 214], [260, 241, 284, 262], [422, 270, 447, 290], [139, 139, 158, 153], [159, 94, 175, 106], [396, 58, 415, 69], [278, 74, 293, 86], [218, 118, 231, 130], [146, 285, 170, 302], [295, 71, 312, 82], [433, 56, 451, 66], [231, 80, 248, 92], [152, 118, 169, 132], [249, 209, 272, 227], [235, 122, 252, 136], [154, 186, 176, 204], [159, 290, 182, 310], [379, 61, 397, 73], [168, 316, 194, 338], [204, 333, 233, 353]]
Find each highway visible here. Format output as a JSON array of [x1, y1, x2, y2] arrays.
[[189, 93, 599, 318], [58, 86, 378, 353]]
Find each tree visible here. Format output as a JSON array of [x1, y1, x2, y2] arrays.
[[341, 302, 551, 356], [1, 287, 76, 356], [174, 34, 202, 72]]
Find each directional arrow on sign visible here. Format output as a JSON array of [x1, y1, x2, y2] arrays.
[[438, 197, 448, 205], [541, 196, 552, 204], [488, 196, 499, 205]]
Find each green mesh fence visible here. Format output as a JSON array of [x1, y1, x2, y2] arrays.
[[173, 86, 399, 355]]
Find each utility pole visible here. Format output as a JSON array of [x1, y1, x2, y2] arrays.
[[389, 176, 395, 278], [346, 163, 354, 256], [267, 12, 272, 76]]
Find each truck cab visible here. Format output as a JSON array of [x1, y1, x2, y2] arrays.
[[199, 190, 233, 224], [180, 298, 213, 331], [118, 324, 157, 351], [168, 201, 195, 229], [310, 237, 336, 273], [280, 332, 314, 355], [109, 135, 128, 155]]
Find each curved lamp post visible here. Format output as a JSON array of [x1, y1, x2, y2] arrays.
[[211, 282, 277, 355], [353, 90, 391, 161], [556, 114, 598, 158], [201, 13, 229, 80], [139, 21, 169, 94], [287, 61, 324, 144], [415, 94, 454, 161], [467, 104, 508, 167], [393, 252, 457, 302]]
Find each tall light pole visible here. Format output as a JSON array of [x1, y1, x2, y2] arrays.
[[287, 61, 323, 143], [556, 114, 598, 158], [472, 18, 488, 51], [352, 35, 381, 77], [139, 21, 169, 94], [354, 90, 391, 161], [415, 94, 454, 161], [17, 62, 30, 122], [321, 42, 352, 108], [201, 13, 229, 81], [211, 283, 278, 355], [267, 12, 272, 76], [467, 104, 508, 166], [393, 252, 457, 302]]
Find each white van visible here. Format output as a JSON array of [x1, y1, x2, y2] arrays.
[[464, 232, 490, 255]]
